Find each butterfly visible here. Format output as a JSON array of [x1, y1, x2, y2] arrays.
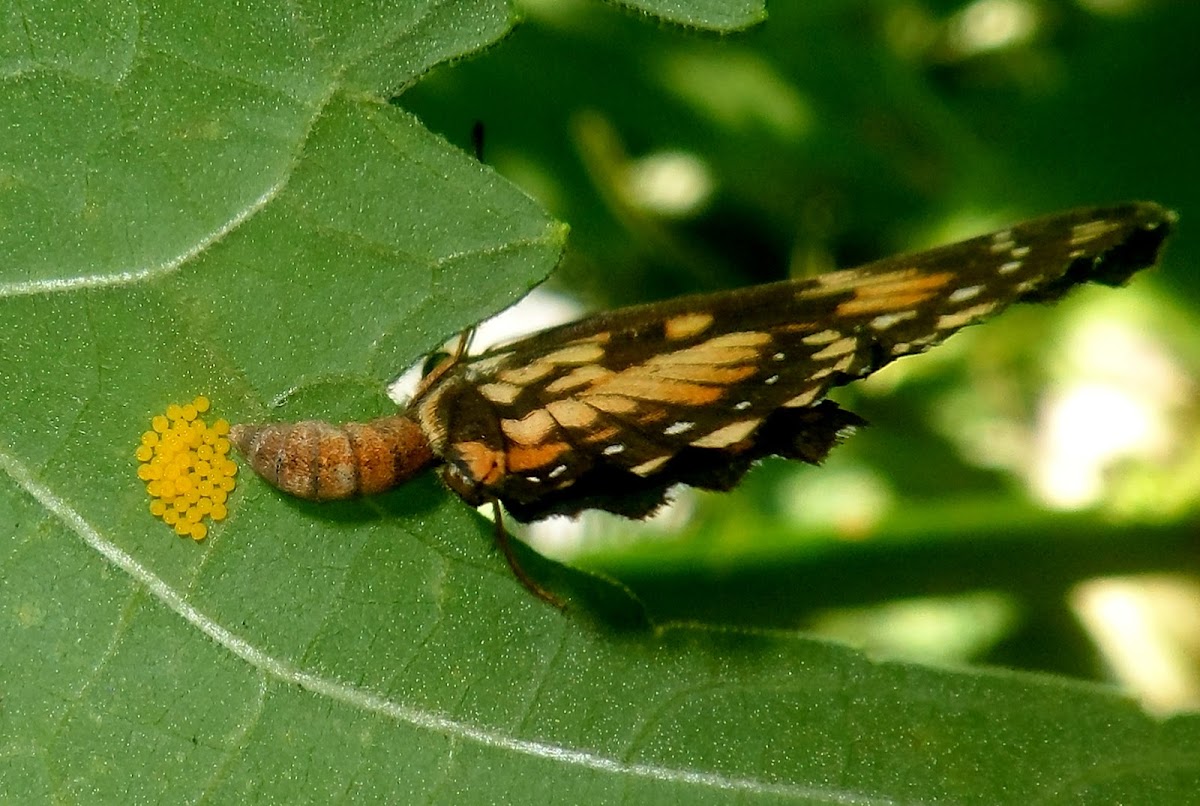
[[231, 202, 1173, 559]]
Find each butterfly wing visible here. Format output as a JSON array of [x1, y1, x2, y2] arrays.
[[412, 202, 1173, 521]]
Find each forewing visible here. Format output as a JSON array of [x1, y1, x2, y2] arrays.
[[418, 202, 1172, 521]]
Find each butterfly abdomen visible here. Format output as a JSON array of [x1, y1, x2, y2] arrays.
[[229, 416, 435, 501]]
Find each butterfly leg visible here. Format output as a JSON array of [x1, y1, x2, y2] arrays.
[[490, 499, 564, 609]]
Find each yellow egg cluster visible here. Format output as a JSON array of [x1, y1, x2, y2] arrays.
[[136, 395, 236, 541]]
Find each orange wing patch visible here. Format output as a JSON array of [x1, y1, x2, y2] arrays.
[[833, 271, 954, 317], [836, 292, 939, 317], [507, 441, 571, 473], [640, 361, 757, 385], [586, 376, 726, 406], [454, 440, 507, 485], [545, 398, 600, 430], [570, 332, 770, 410], [539, 343, 606, 365], [584, 394, 642, 415], [664, 312, 714, 340], [544, 365, 612, 394], [498, 343, 608, 387], [500, 409, 558, 445], [654, 332, 771, 366], [478, 381, 522, 405]]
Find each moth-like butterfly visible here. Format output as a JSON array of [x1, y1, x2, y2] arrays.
[[232, 202, 1173, 529]]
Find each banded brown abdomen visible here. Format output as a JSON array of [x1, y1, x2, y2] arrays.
[[229, 416, 436, 501]]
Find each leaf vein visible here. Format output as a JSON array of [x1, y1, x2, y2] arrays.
[[0, 443, 896, 803]]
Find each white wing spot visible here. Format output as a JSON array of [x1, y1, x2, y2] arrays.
[[990, 230, 1015, 253], [586, 394, 641, 415], [870, 311, 917, 330], [765, 375, 780, 385], [602, 444, 626, 456], [1011, 245, 1031, 258], [891, 341, 911, 355], [948, 285, 985, 304], [1015, 279, 1040, 294], [652, 336, 764, 366], [548, 464, 568, 479], [663, 421, 695, 436], [998, 260, 1023, 275], [733, 400, 752, 411], [526, 476, 542, 484], [772, 352, 786, 361]]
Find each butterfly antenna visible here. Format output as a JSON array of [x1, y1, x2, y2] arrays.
[[490, 499, 564, 609]]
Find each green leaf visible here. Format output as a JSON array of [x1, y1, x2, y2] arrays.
[[4, 1, 1200, 804], [610, 0, 766, 31]]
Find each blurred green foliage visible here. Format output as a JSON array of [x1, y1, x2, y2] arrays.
[[399, 0, 1200, 679]]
